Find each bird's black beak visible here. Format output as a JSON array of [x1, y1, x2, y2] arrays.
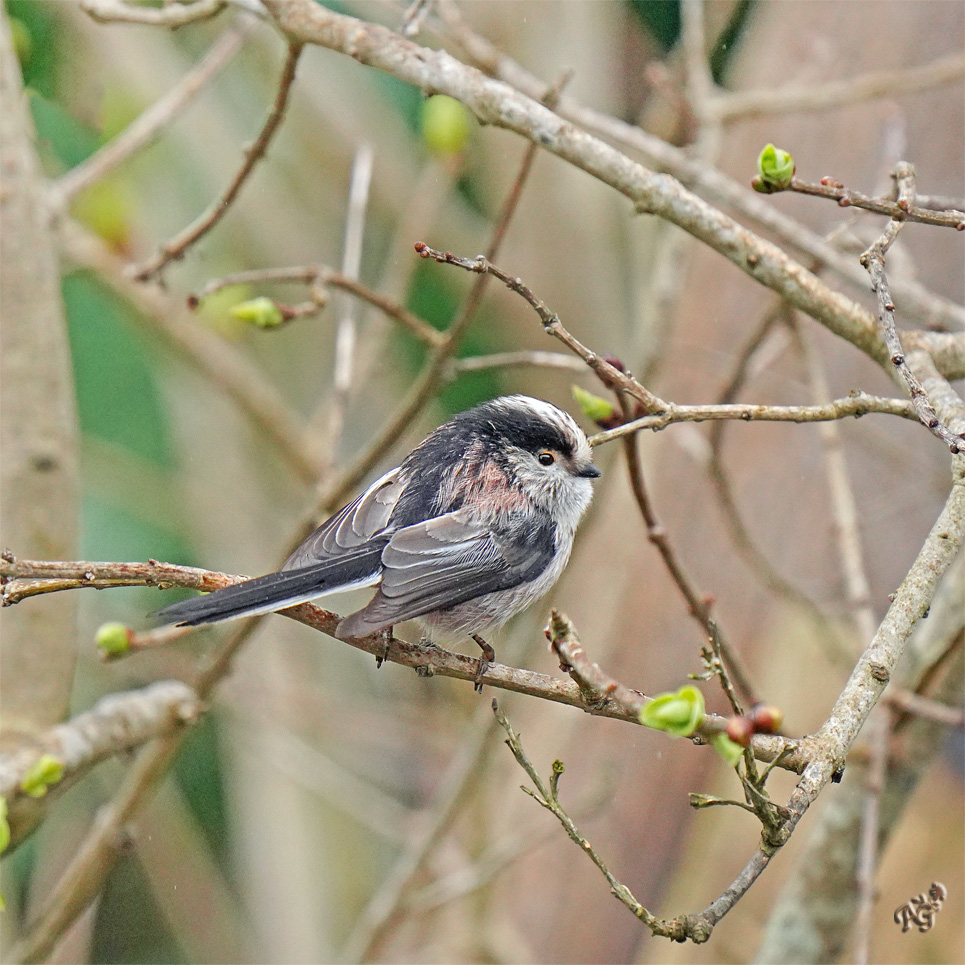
[[577, 463, 601, 479]]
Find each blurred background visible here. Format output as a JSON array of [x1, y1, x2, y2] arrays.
[[1, 1, 962, 962]]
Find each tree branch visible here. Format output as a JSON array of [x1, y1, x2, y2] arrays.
[[131, 40, 303, 281], [262, 0, 916, 377]]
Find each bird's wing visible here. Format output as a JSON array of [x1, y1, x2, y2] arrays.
[[336, 509, 556, 638], [282, 468, 406, 569]]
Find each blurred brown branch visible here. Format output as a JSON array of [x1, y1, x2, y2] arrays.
[[132, 40, 303, 281], [709, 52, 965, 123]]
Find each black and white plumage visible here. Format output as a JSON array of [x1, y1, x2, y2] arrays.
[[156, 396, 600, 679]]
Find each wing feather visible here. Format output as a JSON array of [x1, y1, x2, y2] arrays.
[[337, 509, 555, 638], [283, 468, 405, 569]]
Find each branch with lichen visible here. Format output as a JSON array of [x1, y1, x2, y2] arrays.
[[1, 681, 200, 849]]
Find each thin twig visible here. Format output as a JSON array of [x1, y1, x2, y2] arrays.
[[710, 52, 965, 123], [132, 41, 304, 281], [859, 164, 965, 453], [51, 21, 253, 208], [195, 265, 445, 346], [616, 392, 755, 710], [588, 392, 917, 445], [491, 702, 676, 936], [326, 144, 375, 464], [788, 175, 965, 231], [447, 350, 587, 377], [885, 687, 964, 727], [413, 244, 668, 414], [60, 222, 322, 484]]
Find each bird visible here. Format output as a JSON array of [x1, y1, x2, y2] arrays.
[[156, 395, 600, 688]]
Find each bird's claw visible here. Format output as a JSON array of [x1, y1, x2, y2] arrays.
[[471, 633, 495, 693]]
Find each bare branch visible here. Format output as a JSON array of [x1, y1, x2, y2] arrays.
[[326, 144, 375, 466], [859, 165, 965, 453], [710, 53, 965, 123], [196, 265, 446, 346], [132, 41, 303, 281], [0, 681, 200, 804], [786, 174, 965, 230], [447, 350, 587, 377], [492, 701, 677, 936], [588, 392, 918, 445], [414, 243, 669, 413], [434, 2, 965, 336], [51, 21, 253, 208]]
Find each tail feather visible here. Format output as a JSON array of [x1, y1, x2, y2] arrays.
[[155, 549, 384, 627]]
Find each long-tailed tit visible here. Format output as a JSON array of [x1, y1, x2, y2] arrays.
[[157, 395, 600, 687]]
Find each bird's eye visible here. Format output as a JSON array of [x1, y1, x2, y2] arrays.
[[537, 451, 556, 466]]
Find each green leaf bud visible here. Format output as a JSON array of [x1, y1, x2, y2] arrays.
[[95, 621, 131, 658], [231, 297, 285, 328], [639, 685, 705, 737], [20, 755, 65, 798], [755, 143, 795, 190], [0, 797, 9, 853], [571, 385, 616, 424], [709, 733, 744, 767]]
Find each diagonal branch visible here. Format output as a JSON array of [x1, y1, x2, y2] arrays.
[[262, 0, 910, 376], [132, 40, 303, 281]]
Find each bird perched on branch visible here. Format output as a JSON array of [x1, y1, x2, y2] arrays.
[[157, 395, 600, 688]]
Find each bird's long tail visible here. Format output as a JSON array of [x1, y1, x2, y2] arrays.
[[155, 550, 383, 627]]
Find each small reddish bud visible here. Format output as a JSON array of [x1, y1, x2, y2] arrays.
[[725, 716, 754, 747], [414, 242, 428, 256], [602, 354, 626, 373], [820, 176, 844, 188], [186, 294, 200, 310], [838, 198, 851, 207], [749, 704, 783, 734]]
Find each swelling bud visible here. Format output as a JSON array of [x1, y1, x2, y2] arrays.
[[96, 621, 132, 658], [640, 685, 705, 737], [422, 95, 472, 157], [752, 143, 795, 192], [231, 297, 285, 328], [20, 755, 65, 798]]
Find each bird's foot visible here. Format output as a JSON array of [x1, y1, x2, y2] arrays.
[[375, 626, 392, 668], [471, 633, 495, 693]]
